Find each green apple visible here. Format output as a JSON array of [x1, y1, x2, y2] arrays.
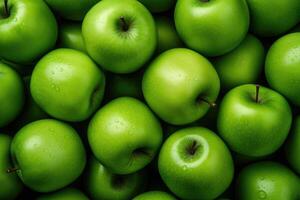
[[142, 48, 220, 125], [133, 191, 176, 200], [106, 71, 143, 100], [174, 0, 249, 56], [45, 0, 99, 21], [138, 0, 176, 13], [84, 156, 146, 200], [0, 134, 23, 200], [37, 188, 88, 200], [0, 62, 24, 128], [10, 119, 86, 192], [13, 76, 48, 129], [285, 116, 300, 174], [217, 84, 292, 157], [158, 127, 234, 200], [213, 34, 265, 91], [0, 0, 57, 64], [82, 0, 157, 73], [236, 162, 300, 200], [58, 21, 86, 53], [265, 33, 300, 106], [30, 48, 105, 122], [88, 97, 163, 174], [246, 0, 300, 37], [155, 16, 183, 54]]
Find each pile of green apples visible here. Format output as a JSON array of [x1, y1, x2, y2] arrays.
[[1, 0, 300, 199]]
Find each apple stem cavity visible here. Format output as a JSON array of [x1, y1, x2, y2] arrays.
[[120, 17, 129, 32], [198, 97, 216, 108], [200, 0, 210, 2], [6, 167, 18, 173], [187, 140, 199, 155], [255, 84, 260, 103], [3, 0, 9, 18]]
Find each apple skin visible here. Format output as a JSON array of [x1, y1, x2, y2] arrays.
[[217, 84, 292, 157], [0, 62, 24, 128], [0, 0, 57, 64], [133, 191, 176, 200], [37, 188, 89, 200], [246, 0, 300, 37], [236, 162, 300, 200], [84, 156, 146, 200], [174, 0, 249, 57], [265, 33, 300, 106], [213, 34, 265, 91], [30, 48, 105, 122], [82, 0, 157, 74], [58, 21, 87, 53], [45, 0, 99, 21], [138, 0, 176, 13], [155, 16, 183, 54], [10, 119, 86, 192], [142, 48, 220, 125], [158, 127, 234, 200], [285, 116, 300, 174], [0, 134, 23, 200], [88, 97, 163, 174]]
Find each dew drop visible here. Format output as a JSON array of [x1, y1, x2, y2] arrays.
[[258, 190, 267, 199]]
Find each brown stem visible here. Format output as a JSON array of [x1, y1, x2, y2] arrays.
[[198, 97, 216, 108], [7, 167, 18, 173], [3, 0, 9, 17], [120, 17, 129, 32], [187, 141, 198, 155], [255, 84, 260, 103]]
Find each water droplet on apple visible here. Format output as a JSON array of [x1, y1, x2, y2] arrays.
[[258, 190, 267, 199]]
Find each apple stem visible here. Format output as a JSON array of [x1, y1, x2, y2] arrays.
[[3, 0, 9, 17], [255, 84, 260, 103], [6, 167, 18, 173], [198, 97, 216, 108], [120, 17, 129, 32], [187, 141, 198, 155]]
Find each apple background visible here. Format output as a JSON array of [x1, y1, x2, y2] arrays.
[[0, 0, 300, 199]]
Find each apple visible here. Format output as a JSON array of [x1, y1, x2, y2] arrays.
[[285, 116, 300, 174], [246, 0, 300, 37], [0, 62, 24, 128], [30, 48, 105, 122], [155, 16, 183, 54], [138, 0, 176, 13], [265, 33, 300, 106], [37, 188, 88, 200], [0, 134, 23, 200], [105, 71, 143, 101], [84, 156, 146, 200], [236, 162, 300, 200], [142, 48, 220, 125], [213, 34, 265, 91], [88, 97, 163, 174], [133, 191, 176, 200], [217, 84, 292, 157], [13, 76, 48, 129], [44, 0, 99, 21], [10, 119, 86, 192], [174, 0, 249, 56], [0, 0, 57, 64], [58, 21, 86, 53], [82, 0, 157, 74], [158, 127, 234, 200]]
